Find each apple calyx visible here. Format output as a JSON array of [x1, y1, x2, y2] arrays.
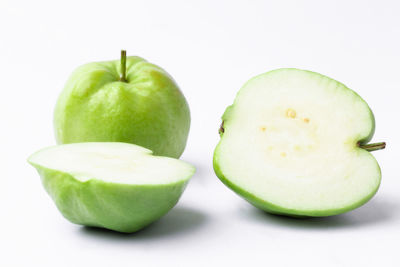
[[219, 121, 225, 135], [358, 142, 386, 152], [120, 50, 127, 82]]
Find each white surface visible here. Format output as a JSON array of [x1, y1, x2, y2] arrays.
[[1, 0, 399, 266], [28, 142, 194, 184]]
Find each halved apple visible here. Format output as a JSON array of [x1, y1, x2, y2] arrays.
[[214, 68, 385, 217], [28, 142, 195, 233]]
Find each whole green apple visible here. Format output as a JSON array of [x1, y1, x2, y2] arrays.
[[54, 51, 190, 158]]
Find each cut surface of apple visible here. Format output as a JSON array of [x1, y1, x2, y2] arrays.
[[28, 142, 195, 233], [214, 68, 384, 217]]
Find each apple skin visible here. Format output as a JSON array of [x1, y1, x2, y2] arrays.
[[213, 69, 381, 217], [29, 161, 191, 233], [54, 56, 190, 158]]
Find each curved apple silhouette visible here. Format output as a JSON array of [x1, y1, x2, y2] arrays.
[[54, 51, 190, 158], [213, 68, 385, 217], [28, 142, 195, 233]]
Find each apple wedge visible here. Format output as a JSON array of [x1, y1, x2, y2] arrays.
[[214, 68, 385, 217], [28, 142, 195, 233]]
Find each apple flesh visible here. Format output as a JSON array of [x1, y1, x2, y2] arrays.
[[28, 142, 195, 233], [54, 51, 190, 158], [214, 68, 385, 217]]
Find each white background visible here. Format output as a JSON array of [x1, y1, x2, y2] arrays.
[[1, 0, 399, 266]]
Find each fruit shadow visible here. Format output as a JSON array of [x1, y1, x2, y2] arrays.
[[186, 160, 212, 183], [79, 205, 208, 240], [242, 197, 398, 230]]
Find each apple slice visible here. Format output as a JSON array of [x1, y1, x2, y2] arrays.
[[214, 68, 385, 217], [28, 142, 195, 233]]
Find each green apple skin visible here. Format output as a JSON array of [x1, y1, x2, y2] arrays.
[[54, 56, 190, 158], [213, 69, 381, 217], [29, 162, 191, 233]]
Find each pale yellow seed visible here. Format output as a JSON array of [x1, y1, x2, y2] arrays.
[[286, 108, 296, 118], [280, 152, 287, 157], [303, 118, 310, 123], [260, 126, 267, 132]]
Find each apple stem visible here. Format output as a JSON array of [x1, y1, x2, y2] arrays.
[[120, 50, 127, 82], [359, 142, 386, 152]]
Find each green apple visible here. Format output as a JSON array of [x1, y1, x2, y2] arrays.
[[54, 51, 190, 158], [213, 68, 385, 217], [28, 142, 195, 233]]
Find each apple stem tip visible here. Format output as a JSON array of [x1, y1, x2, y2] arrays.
[[359, 142, 386, 152], [120, 50, 127, 82]]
